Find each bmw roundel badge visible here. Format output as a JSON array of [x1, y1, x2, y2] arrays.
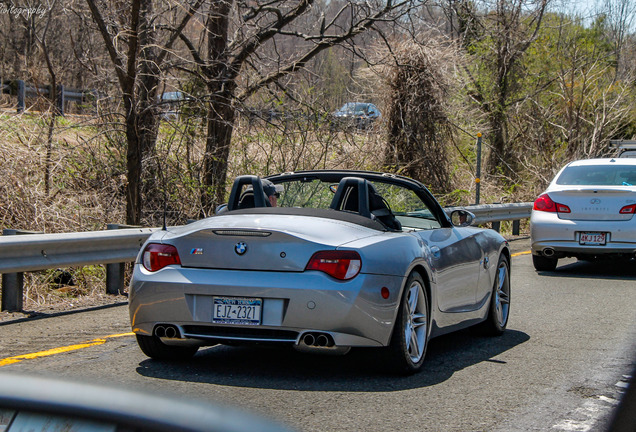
[[235, 242, 247, 255]]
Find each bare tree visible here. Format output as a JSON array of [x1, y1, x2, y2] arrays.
[[175, 0, 419, 214], [443, 0, 549, 177], [84, 0, 203, 224], [383, 39, 456, 193]]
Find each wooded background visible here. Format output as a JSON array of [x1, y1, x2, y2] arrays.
[[1, 0, 634, 229]]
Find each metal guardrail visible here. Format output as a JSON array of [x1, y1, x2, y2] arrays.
[[0, 227, 156, 311], [0, 78, 96, 115], [0, 203, 533, 312], [445, 202, 533, 231]]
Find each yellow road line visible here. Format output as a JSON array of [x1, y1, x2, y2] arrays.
[[512, 250, 531, 257], [0, 332, 134, 367]]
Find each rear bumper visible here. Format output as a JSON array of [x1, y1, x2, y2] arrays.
[[531, 239, 636, 256], [129, 264, 404, 347], [531, 212, 636, 257]]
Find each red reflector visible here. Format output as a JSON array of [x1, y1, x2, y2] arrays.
[[381, 287, 390, 299], [305, 250, 361, 280], [620, 204, 636, 214], [142, 243, 181, 272]]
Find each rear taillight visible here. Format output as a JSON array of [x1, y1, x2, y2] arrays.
[[142, 243, 181, 272], [619, 204, 636, 214], [533, 193, 571, 213], [305, 250, 361, 280]]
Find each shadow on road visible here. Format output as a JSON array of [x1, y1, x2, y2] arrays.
[[136, 328, 529, 392], [537, 258, 636, 280]]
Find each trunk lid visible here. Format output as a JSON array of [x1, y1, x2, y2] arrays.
[[549, 188, 636, 221], [159, 214, 378, 271]]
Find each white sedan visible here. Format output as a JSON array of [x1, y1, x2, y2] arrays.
[[530, 158, 636, 271]]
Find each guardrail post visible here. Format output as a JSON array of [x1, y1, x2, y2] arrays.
[[16, 80, 25, 113], [1, 229, 40, 312], [106, 224, 126, 295], [491, 221, 501, 232], [512, 220, 520, 236], [105, 224, 141, 295], [1, 272, 24, 312]]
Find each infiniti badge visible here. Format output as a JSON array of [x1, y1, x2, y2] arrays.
[[590, 199, 601, 204], [235, 242, 247, 255]]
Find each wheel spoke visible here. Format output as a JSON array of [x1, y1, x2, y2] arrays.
[[498, 291, 510, 304], [497, 266, 506, 290], [405, 323, 413, 352], [412, 313, 427, 327], [409, 329, 421, 358], [408, 285, 419, 314]]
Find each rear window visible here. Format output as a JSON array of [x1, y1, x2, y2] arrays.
[[556, 165, 636, 186]]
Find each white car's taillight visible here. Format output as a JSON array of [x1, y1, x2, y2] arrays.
[[142, 243, 181, 272], [619, 204, 636, 214], [533, 193, 571, 213]]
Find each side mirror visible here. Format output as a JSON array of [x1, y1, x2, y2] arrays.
[[450, 209, 475, 227]]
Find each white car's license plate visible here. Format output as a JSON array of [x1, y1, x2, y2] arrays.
[[213, 297, 262, 325], [579, 232, 607, 245]]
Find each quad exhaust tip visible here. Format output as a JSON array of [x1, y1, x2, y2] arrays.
[[301, 332, 334, 348], [154, 324, 179, 339]]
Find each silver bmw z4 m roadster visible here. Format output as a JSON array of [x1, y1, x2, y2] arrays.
[[129, 171, 511, 373]]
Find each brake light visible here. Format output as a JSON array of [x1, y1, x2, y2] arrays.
[[305, 250, 361, 280], [620, 204, 636, 214], [533, 194, 570, 213], [142, 243, 181, 272]]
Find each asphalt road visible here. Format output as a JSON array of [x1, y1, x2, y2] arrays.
[[1, 238, 635, 432]]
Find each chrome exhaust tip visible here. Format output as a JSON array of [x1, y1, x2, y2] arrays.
[[302, 333, 316, 346], [543, 248, 556, 257], [154, 325, 166, 338], [316, 334, 330, 347], [165, 326, 178, 338]]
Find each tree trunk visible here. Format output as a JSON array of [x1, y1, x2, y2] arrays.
[[200, 0, 235, 216], [202, 95, 236, 215], [124, 96, 143, 225]]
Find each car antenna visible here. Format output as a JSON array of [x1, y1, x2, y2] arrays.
[[156, 157, 168, 231], [162, 193, 167, 231]]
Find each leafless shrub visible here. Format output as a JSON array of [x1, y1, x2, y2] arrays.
[[381, 38, 460, 194]]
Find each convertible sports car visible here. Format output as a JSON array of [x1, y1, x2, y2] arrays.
[[129, 171, 511, 373]]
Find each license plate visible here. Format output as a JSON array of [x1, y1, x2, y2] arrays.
[[579, 232, 607, 245], [213, 297, 262, 325]]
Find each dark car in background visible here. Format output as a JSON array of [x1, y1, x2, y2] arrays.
[[611, 140, 636, 158], [331, 102, 381, 130]]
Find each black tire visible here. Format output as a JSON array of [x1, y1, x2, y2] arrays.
[[136, 334, 198, 361], [480, 254, 511, 336], [387, 272, 430, 374], [532, 254, 558, 271]]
